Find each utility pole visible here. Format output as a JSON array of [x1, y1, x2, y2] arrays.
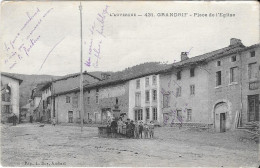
[[79, 2, 84, 132]]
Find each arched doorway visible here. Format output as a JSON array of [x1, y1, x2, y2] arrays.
[[214, 102, 228, 132]]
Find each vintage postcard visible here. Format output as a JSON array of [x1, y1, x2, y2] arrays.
[[0, 1, 259, 167]]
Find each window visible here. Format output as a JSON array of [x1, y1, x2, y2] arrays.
[[136, 79, 140, 89], [152, 75, 157, 85], [152, 89, 157, 101], [231, 55, 236, 62], [66, 96, 70, 103], [87, 97, 90, 104], [88, 90, 90, 94], [250, 51, 255, 57], [216, 71, 222, 86], [190, 68, 195, 77], [3, 105, 10, 113], [230, 67, 238, 83], [145, 90, 150, 102], [146, 108, 150, 120], [176, 87, 181, 97], [190, 85, 195, 95], [135, 109, 143, 121], [72, 96, 78, 108], [153, 107, 158, 121], [96, 95, 99, 104], [217, 60, 221, 66], [145, 77, 149, 87], [187, 109, 192, 122], [177, 110, 182, 121], [96, 88, 99, 93], [116, 97, 118, 104], [177, 71, 181, 80], [135, 92, 141, 107], [163, 94, 170, 108], [248, 63, 258, 80], [47, 97, 51, 105], [88, 113, 90, 119]]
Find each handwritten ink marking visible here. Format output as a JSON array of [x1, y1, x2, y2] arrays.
[[22, 35, 41, 56], [18, 43, 25, 51], [89, 22, 96, 35], [21, 8, 41, 31], [96, 5, 109, 38], [26, 19, 42, 40], [187, 47, 193, 56], [3, 7, 55, 70], [93, 40, 102, 59], [39, 37, 65, 71], [10, 41, 14, 49], [85, 57, 91, 67], [88, 39, 93, 55], [43, 8, 54, 18], [9, 62, 17, 69], [4, 43, 10, 51], [85, 5, 109, 68]]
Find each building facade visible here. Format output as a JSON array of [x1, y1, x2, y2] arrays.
[[39, 72, 101, 123], [30, 38, 259, 133], [128, 75, 161, 124], [54, 81, 129, 124], [1, 73, 22, 123]]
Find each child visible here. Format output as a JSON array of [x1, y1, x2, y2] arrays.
[[52, 117, 56, 126], [144, 123, 149, 139], [139, 121, 143, 138], [117, 118, 123, 134], [149, 121, 155, 138], [134, 121, 139, 139]]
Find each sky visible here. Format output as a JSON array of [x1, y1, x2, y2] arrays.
[[0, 1, 259, 76]]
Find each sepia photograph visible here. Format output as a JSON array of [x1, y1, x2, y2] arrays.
[[0, 1, 259, 167]]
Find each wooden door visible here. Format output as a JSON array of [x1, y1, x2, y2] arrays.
[[248, 94, 259, 122], [220, 113, 226, 132]]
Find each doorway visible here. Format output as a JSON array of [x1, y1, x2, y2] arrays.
[[68, 111, 73, 123], [220, 113, 226, 132], [248, 94, 259, 122]]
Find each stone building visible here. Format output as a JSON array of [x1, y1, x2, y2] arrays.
[[159, 38, 259, 132], [128, 74, 161, 124], [33, 38, 259, 133], [39, 72, 101, 123], [1, 73, 23, 123], [53, 80, 129, 124]]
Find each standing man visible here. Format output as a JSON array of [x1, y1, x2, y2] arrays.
[[13, 114, 17, 126], [110, 118, 118, 138]]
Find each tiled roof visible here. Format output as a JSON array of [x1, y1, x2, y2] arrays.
[[53, 42, 258, 97], [32, 83, 47, 98], [53, 71, 102, 82], [54, 63, 172, 96], [41, 71, 102, 91], [172, 43, 246, 68], [1, 72, 23, 84]]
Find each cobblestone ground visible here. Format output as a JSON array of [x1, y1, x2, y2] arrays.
[[1, 123, 259, 167]]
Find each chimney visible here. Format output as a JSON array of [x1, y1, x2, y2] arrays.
[[101, 73, 111, 80], [181, 52, 189, 61], [230, 38, 242, 46]]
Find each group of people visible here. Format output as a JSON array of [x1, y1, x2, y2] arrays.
[[109, 118, 155, 139]]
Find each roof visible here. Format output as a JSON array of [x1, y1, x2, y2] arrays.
[[171, 42, 246, 69], [53, 41, 259, 97], [41, 71, 102, 91], [1, 72, 23, 84], [54, 63, 172, 96], [31, 82, 47, 98]]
